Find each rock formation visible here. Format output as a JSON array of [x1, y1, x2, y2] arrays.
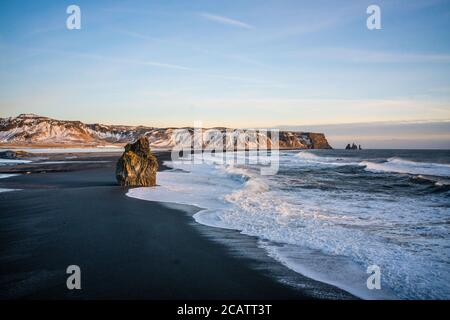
[[116, 136, 158, 187], [345, 143, 359, 150]]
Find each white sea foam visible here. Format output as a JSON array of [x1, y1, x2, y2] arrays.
[[294, 151, 360, 167], [0, 159, 31, 165], [262, 243, 396, 300], [361, 157, 450, 177], [296, 151, 321, 160], [128, 161, 242, 216], [0, 173, 20, 179], [0, 188, 19, 193], [127, 152, 450, 300], [128, 158, 396, 299], [414, 175, 450, 186], [434, 179, 450, 186]]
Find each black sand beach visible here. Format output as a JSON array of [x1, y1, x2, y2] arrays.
[[0, 152, 352, 300]]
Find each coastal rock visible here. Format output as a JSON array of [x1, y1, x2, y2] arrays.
[[345, 143, 361, 150], [116, 136, 158, 187]]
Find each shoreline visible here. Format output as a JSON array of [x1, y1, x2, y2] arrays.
[[0, 151, 354, 299], [134, 199, 358, 300]]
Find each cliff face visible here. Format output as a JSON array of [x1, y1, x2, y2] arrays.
[[0, 114, 332, 149], [306, 133, 332, 149], [0, 114, 97, 144], [278, 132, 331, 149]]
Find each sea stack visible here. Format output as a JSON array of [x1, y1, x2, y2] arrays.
[[116, 136, 158, 187]]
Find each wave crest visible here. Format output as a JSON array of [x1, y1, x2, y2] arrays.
[[361, 157, 450, 177]]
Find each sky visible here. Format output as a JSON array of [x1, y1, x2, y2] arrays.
[[0, 0, 449, 148], [282, 120, 450, 149]]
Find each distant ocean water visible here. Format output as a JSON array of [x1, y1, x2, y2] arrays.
[[128, 149, 450, 300]]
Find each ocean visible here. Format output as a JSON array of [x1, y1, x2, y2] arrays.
[[127, 149, 450, 300]]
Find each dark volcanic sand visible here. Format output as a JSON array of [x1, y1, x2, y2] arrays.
[[0, 152, 352, 299]]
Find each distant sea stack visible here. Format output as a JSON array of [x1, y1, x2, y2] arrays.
[[345, 143, 362, 150], [116, 136, 158, 187], [0, 114, 332, 149]]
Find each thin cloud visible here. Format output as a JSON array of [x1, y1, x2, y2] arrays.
[[114, 29, 268, 68], [298, 48, 450, 63], [25, 26, 64, 38], [340, 49, 450, 64], [199, 13, 254, 29], [35, 49, 193, 71], [77, 53, 193, 71]]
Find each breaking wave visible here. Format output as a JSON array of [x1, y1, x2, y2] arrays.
[[361, 157, 450, 177]]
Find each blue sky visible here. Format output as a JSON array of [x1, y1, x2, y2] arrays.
[[0, 0, 449, 135]]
